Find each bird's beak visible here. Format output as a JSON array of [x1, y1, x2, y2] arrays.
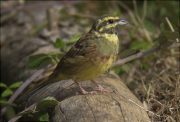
[[118, 19, 129, 25]]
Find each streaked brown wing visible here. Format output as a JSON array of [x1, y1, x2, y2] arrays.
[[53, 33, 97, 73]]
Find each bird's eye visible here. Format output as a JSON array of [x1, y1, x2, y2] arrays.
[[108, 19, 114, 24]]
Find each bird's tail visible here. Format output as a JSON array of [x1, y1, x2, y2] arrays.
[[17, 73, 60, 102]]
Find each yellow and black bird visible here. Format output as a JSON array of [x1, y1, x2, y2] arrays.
[[19, 14, 128, 101]]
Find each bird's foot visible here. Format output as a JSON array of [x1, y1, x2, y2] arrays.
[[79, 88, 97, 95], [81, 90, 97, 95], [91, 80, 112, 93], [94, 84, 112, 93], [74, 80, 97, 95]]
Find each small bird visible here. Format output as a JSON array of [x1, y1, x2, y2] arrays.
[[19, 14, 128, 101]]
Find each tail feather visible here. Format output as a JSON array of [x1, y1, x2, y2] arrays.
[[17, 74, 58, 102]]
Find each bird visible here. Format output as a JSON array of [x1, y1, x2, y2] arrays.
[[18, 14, 128, 101]]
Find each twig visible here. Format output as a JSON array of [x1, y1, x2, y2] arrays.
[[149, 98, 163, 106], [111, 42, 180, 69], [126, 60, 140, 83], [0, 11, 18, 24], [142, 0, 147, 21], [46, 8, 58, 31], [156, 75, 173, 87], [141, 75, 147, 92], [169, 42, 180, 48], [30, 21, 48, 35], [133, 0, 141, 24], [165, 17, 179, 43], [165, 17, 179, 68], [0, 65, 51, 116], [128, 99, 160, 117], [165, 18, 176, 34], [146, 85, 151, 100], [111, 46, 159, 68], [133, 0, 152, 43], [111, 1, 120, 12], [117, 1, 138, 26]]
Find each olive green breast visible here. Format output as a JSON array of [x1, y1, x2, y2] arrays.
[[94, 33, 119, 56]]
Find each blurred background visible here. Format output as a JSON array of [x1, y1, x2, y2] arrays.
[[1, 0, 179, 121]]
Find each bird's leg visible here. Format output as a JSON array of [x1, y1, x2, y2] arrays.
[[74, 80, 96, 95], [91, 79, 112, 93]]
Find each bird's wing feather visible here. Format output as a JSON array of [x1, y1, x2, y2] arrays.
[[53, 33, 98, 72]]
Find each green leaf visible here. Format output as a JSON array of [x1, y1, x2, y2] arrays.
[[113, 11, 121, 17], [0, 100, 17, 106], [161, 41, 174, 49], [17, 103, 37, 116], [36, 97, 58, 110], [162, 31, 179, 40], [48, 52, 63, 64], [130, 40, 152, 50], [31, 21, 48, 35], [154, 33, 167, 45], [144, 19, 155, 32], [1, 89, 13, 97], [66, 46, 71, 52], [0, 83, 7, 88], [69, 34, 81, 43], [54, 38, 65, 48], [114, 65, 130, 75], [34, 111, 49, 121], [160, 23, 166, 31], [154, 31, 179, 47], [140, 60, 150, 70], [120, 49, 139, 58], [26, 54, 52, 69], [49, 52, 61, 56], [51, 58, 59, 64], [17, 110, 34, 116], [9, 81, 23, 89]]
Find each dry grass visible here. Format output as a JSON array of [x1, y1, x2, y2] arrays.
[[124, 55, 180, 121]]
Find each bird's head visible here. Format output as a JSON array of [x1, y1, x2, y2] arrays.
[[90, 14, 128, 34]]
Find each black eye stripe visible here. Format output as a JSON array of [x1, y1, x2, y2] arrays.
[[104, 19, 119, 24], [108, 19, 114, 24]]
